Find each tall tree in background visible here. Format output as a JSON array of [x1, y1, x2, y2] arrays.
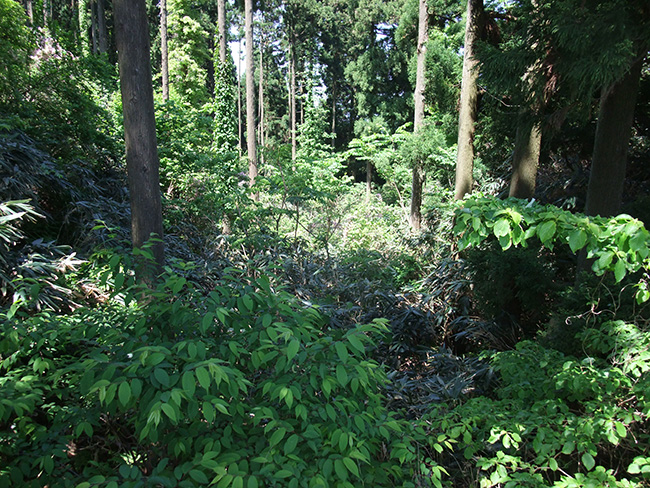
[[245, 0, 257, 192], [454, 0, 483, 200], [585, 56, 645, 217], [160, 0, 169, 100], [217, 0, 227, 63], [409, 0, 428, 230], [114, 0, 165, 278], [96, 0, 108, 54]]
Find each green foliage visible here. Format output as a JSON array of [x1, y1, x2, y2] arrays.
[[0, 0, 32, 107], [430, 327, 650, 487], [167, 0, 210, 106], [454, 196, 650, 302], [0, 254, 447, 487]]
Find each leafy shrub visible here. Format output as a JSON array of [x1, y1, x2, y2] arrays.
[[429, 330, 649, 487], [0, 255, 448, 487]]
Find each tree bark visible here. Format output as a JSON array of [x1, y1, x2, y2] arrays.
[[290, 40, 297, 161], [24, 0, 34, 24], [114, 0, 165, 279], [454, 0, 484, 200], [237, 36, 242, 157], [160, 0, 169, 101], [258, 34, 265, 165], [245, 0, 258, 194], [96, 0, 108, 54], [43, 0, 49, 28], [585, 56, 644, 217], [90, 0, 98, 54], [409, 0, 428, 231], [217, 0, 227, 63], [509, 120, 542, 199]]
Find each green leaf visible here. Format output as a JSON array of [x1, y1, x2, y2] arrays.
[[562, 440, 575, 455], [537, 220, 556, 244], [568, 229, 588, 253], [182, 371, 196, 396], [549, 458, 558, 471], [287, 340, 300, 362], [196, 366, 210, 390], [347, 334, 364, 354], [284, 434, 299, 455], [493, 219, 511, 238], [160, 403, 176, 423], [342, 458, 359, 477], [242, 294, 253, 311], [172, 277, 186, 294], [189, 469, 209, 484], [275, 470, 293, 479], [614, 258, 626, 282], [270, 427, 286, 447], [247, 476, 259, 488], [118, 382, 131, 407], [582, 452, 595, 471], [154, 368, 170, 387], [334, 459, 348, 481], [336, 365, 349, 386], [335, 342, 349, 363]]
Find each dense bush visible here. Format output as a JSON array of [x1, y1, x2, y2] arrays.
[[0, 252, 449, 488]]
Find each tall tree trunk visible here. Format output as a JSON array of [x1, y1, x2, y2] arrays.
[[160, 0, 169, 100], [290, 40, 297, 161], [237, 37, 242, 157], [90, 0, 99, 54], [217, 0, 227, 63], [245, 0, 258, 195], [24, 0, 34, 24], [585, 56, 644, 217], [43, 0, 49, 27], [114, 0, 165, 279], [454, 0, 484, 200], [509, 120, 542, 199], [97, 0, 108, 54], [258, 35, 265, 165], [331, 80, 337, 148], [409, 0, 428, 231], [366, 160, 372, 200]]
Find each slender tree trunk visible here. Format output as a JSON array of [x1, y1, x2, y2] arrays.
[[97, 0, 108, 54], [331, 80, 337, 148], [114, 0, 165, 279], [217, 0, 227, 63], [454, 0, 484, 200], [237, 37, 242, 157], [290, 40, 297, 161], [160, 0, 169, 101], [91, 0, 99, 54], [585, 56, 644, 217], [43, 0, 49, 27], [509, 120, 542, 199], [409, 0, 428, 231], [258, 36, 265, 165], [245, 0, 258, 194], [366, 160, 372, 200], [24, 0, 34, 24]]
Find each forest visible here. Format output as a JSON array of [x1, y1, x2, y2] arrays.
[[1, 0, 650, 486]]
